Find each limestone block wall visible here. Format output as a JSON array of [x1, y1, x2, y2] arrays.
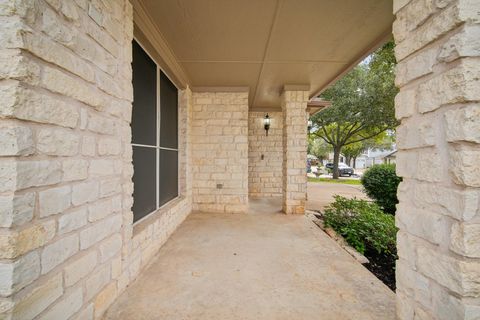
[[0, 1, 192, 319], [248, 111, 283, 198], [191, 91, 249, 213], [281, 89, 309, 214], [393, 0, 480, 319]]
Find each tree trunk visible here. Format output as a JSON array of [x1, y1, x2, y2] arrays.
[[332, 146, 341, 179], [352, 156, 357, 169], [345, 156, 351, 167]]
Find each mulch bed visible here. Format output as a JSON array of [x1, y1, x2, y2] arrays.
[[362, 245, 396, 291]]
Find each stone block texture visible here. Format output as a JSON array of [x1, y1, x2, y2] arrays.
[[248, 111, 283, 198], [0, 1, 192, 319], [191, 91, 249, 213], [394, 0, 480, 319], [281, 90, 309, 214]]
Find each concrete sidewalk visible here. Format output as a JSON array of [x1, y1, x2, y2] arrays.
[[104, 200, 394, 320]]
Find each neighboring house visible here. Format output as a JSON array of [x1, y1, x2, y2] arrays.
[[383, 150, 397, 164], [353, 148, 397, 168], [323, 148, 395, 168], [0, 1, 478, 320]]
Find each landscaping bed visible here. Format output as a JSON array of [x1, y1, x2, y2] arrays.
[[318, 196, 397, 291], [313, 212, 396, 291], [310, 164, 401, 291]]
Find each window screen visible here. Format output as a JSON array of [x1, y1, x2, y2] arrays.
[[132, 146, 156, 221], [160, 72, 178, 149], [131, 41, 157, 146], [131, 39, 179, 223], [159, 149, 178, 206]]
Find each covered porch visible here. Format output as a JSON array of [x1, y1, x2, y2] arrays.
[[1, 0, 479, 319], [104, 199, 395, 319]]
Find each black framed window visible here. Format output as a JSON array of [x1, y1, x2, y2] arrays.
[[131, 40, 179, 223]]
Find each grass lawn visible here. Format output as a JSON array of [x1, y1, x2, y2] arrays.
[[308, 177, 362, 185]]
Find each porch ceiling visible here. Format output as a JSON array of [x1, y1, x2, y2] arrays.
[[136, 0, 393, 108]]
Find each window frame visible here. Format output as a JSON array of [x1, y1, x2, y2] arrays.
[[131, 37, 180, 225]]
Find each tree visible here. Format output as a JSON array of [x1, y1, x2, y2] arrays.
[[311, 41, 398, 178], [341, 142, 364, 167], [362, 130, 396, 151], [308, 137, 331, 163]]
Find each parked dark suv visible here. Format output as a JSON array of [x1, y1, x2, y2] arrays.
[[325, 163, 354, 177]]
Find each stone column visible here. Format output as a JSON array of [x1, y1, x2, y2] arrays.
[[393, 0, 480, 319], [281, 86, 309, 214]]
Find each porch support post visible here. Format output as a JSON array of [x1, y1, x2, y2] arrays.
[[281, 86, 309, 214], [394, 0, 480, 319]]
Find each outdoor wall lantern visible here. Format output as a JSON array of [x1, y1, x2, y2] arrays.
[[307, 120, 313, 131], [263, 114, 271, 136]]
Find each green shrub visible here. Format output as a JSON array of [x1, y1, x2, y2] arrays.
[[361, 164, 402, 215], [323, 196, 397, 257]]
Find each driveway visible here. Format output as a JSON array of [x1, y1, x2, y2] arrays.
[[104, 199, 395, 320], [307, 181, 369, 212]]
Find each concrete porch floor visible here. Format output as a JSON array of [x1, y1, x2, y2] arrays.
[[104, 199, 395, 320]]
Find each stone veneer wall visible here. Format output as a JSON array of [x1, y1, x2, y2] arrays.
[[248, 111, 283, 198], [191, 91, 249, 213], [393, 0, 480, 319], [0, 1, 192, 319], [281, 89, 309, 214]]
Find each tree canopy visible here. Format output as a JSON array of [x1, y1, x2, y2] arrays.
[[310, 41, 398, 178]]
